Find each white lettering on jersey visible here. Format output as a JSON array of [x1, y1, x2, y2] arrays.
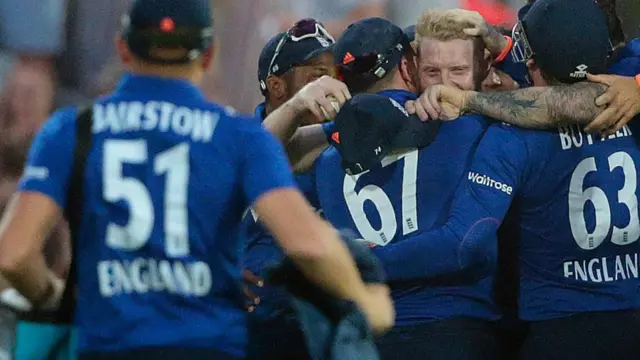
[[568, 152, 640, 250], [343, 150, 419, 246], [97, 258, 212, 297], [92, 102, 220, 143], [563, 253, 639, 283], [22, 166, 49, 181], [558, 124, 633, 150], [467, 172, 513, 195]]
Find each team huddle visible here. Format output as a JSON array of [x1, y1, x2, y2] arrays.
[[0, 0, 639, 359]]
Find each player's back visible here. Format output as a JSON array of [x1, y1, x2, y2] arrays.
[[74, 74, 269, 356], [314, 108, 498, 325], [506, 123, 640, 320]]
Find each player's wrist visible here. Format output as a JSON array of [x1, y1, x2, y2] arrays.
[[493, 36, 513, 63], [635, 74, 640, 89], [287, 94, 311, 119], [460, 91, 476, 113], [351, 286, 373, 312]]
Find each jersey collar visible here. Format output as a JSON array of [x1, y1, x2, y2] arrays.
[[376, 89, 417, 105], [254, 103, 267, 122], [116, 73, 206, 101]]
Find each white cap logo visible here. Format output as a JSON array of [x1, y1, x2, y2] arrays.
[[569, 64, 588, 79]]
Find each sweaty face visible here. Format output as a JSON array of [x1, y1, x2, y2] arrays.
[[418, 38, 482, 91], [284, 51, 335, 124]]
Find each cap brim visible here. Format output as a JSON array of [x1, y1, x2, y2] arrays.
[[303, 43, 334, 62], [277, 38, 334, 73]]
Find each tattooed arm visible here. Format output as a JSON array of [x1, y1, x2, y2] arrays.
[[462, 82, 607, 129]]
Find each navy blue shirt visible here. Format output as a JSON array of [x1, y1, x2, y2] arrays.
[[18, 74, 297, 356], [312, 90, 499, 326], [399, 121, 640, 320]]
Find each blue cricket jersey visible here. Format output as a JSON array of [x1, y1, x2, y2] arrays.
[[18, 74, 297, 356], [313, 89, 499, 326], [396, 120, 640, 321]]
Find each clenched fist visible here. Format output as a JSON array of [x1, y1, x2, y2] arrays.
[[289, 76, 351, 121]]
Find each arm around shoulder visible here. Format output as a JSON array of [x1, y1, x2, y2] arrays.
[[463, 82, 607, 129]]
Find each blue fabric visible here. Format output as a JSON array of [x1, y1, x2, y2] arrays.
[[495, 50, 531, 88], [608, 38, 640, 77], [422, 121, 640, 320], [254, 103, 267, 121], [313, 89, 499, 325], [19, 73, 297, 356]]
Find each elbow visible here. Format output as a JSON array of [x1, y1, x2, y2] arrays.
[[455, 219, 499, 275], [0, 248, 28, 278], [457, 248, 497, 279], [0, 235, 33, 278], [457, 242, 497, 273]]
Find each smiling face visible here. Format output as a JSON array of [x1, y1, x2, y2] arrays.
[[414, 9, 491, 92], [418, 37, 482, 91]]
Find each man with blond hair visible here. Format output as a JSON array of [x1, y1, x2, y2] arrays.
[[413, 9, 512, 92]]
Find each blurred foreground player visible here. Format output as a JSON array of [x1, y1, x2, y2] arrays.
[[0, 0, 394, 359]]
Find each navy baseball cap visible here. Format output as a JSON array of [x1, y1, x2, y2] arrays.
[[331, 94, 440, 175], [258, 19, 335, 94], [334, 18, 412, 93], [121, 0, 213, 64], [518, 3, 533, 20], [512, 0, 612, 83]]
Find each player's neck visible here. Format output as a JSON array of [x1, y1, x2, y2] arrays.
[[367, 82, 412, 94], [127, 62, 204, 84], [367, 71, 413, 94]]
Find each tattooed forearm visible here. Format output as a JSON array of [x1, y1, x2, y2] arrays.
[[463, 82, 608, 129], [465, 88, 548, 128], [547, 82, 608, 126]]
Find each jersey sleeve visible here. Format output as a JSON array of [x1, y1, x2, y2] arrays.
[[608, 39, 640, 77], [295, 172, 320, 210], [321, 121, 335, 139], [17, 108, 77, 208], [373, 124, 530, 281], [241, 125, 297, 205]]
